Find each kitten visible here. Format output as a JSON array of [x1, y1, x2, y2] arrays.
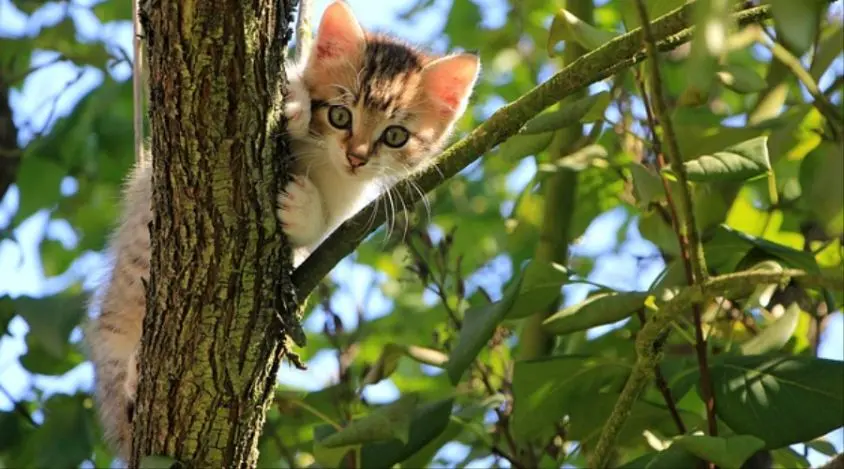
[[86, 0, 479, 461], [279, 1, 479, 262]]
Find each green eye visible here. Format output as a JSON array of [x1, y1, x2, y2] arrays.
[[328, 105, 352, 129], [382, 126, 410, 148]]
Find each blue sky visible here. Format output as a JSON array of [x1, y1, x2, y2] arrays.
[[0, 0, 842, 466]]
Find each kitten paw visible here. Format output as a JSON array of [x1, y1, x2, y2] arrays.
[[124, 348, 139, 422], [277, 175, 326, 247], [284, 73, 311, 139]]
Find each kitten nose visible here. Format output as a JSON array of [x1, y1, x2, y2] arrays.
[[347, 152, 367, 168]]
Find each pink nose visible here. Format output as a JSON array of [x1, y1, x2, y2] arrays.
[[347, 153, 367, 168]]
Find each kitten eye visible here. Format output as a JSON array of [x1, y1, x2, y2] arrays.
[[328, 105, 352, 129], [382, 126, 410, 148]]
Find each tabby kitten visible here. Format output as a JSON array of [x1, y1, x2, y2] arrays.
[[86, 0, 479, 461]]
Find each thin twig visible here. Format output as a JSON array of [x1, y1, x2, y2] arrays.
[[632, 0, 718, 456], [636, 310, 686, 434], [0, 383, 37, 427]]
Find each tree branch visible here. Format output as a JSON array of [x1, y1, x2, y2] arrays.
[[588, 268, 842, 468], [292, 2, 776, 299], [634, 0, 718, 451]]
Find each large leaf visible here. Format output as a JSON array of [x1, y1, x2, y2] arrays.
[[30, 394, 96, 469], [679, 136, 771, 182], [542, 291, 647, 336], [767, 0, 827, 55], [362, 343, 448, 386], [799, 141, 844, 236], [717, 64, 768, 94], [711, 355, 844, 448], [445, 284, 520, 384], [321, 394, 419, 447], [704, 225, 819, 275], [672, 434, 766, 468], [359, 398, 453, 468], [511, 355, 630, 442], [547, 9, 618, 54], [497, 132, 554, 162], [618, 444, 703, 469], [504, 260, 569, 320]]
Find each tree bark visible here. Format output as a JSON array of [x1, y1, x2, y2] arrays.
[[131, 0, 300, 466]]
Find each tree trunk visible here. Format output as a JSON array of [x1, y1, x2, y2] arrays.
[[131, 0, 299, 466]]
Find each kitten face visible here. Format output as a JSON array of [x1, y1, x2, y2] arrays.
[[299, 1, 480, 181]]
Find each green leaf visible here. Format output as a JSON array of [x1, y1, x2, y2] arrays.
[[504, 260, 569, 320], [318, 394, 420, 448], [566, 392, 702, 447], [31, 394, 95, 468], [678, 136, 771, 182], [705, 225, 819, 275], [92, 0, 133, 23], [13, 155, 65, 222], [540, 144, 608, 173], [806, 438, 838, 456], [686, 0, 732, 93], [139, 455, 181, 469], [39, 236, 77, 277], [497, 132, 554, 161], [445, 286, 520, 384], [740, 303, 801, 355], [521, 91, 610, 134], [771, 447, 811, 468], [13, 294, 85, 358], [673, 434, 766, 468], [711, 355, 844, 448], [629, 163, 664, 207], [547, 9, 619, 55], [542, 291, 647, 336], [511, 355, 630, 442], [19, 335, 84, 375], [10, 0, 47, 14], [359, 398, 453, 468], [618, 444, 703, 469], [767, 0, 826, 55], [362, 344, 448, 386], [35, 18, 111, 69], [799, 141, 844, 236], [717, 64, 768, 94], [810, 23, 844, 80]]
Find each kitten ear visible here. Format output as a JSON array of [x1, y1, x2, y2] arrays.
[[311, 1, 365, 62], [421, 53, 480, 119]]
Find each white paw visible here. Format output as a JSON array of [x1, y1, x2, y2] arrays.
[[285, 74, 311, 139], [277, 175, 326, 247]]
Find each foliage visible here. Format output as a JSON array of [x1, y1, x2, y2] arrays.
[[1, 0, 842, 468]]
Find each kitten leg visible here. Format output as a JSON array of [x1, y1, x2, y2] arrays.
[[284, 64, 311, 139], [277, 175, 327, 247], [124, 346, 140, 422]]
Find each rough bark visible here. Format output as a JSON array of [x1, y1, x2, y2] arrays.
[[131, 0, 299, 466]]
